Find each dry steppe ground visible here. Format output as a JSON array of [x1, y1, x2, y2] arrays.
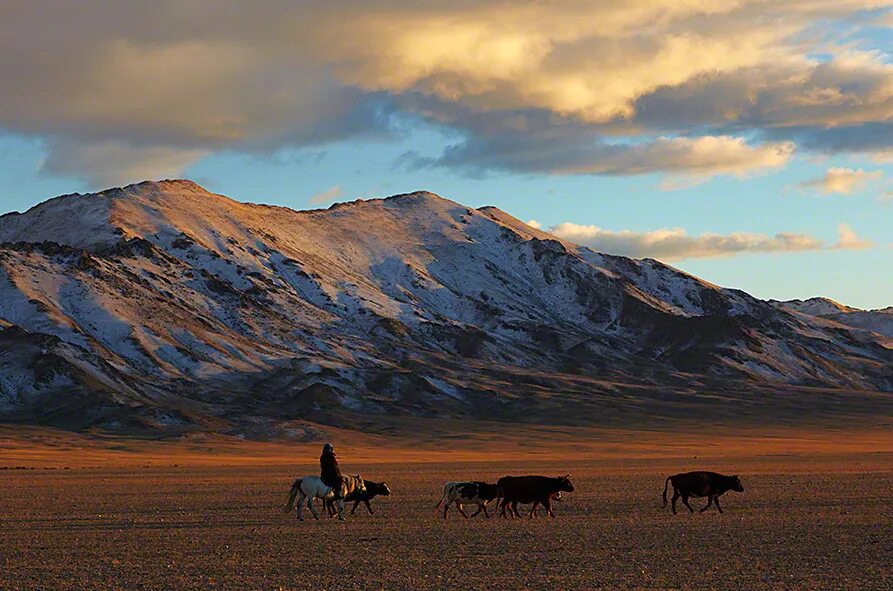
[[0, 427, 890, 591]]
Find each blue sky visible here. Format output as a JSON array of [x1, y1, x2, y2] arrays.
[[1, 2, 892, 309]]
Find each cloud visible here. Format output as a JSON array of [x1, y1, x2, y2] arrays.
[[2, 1, 893, 184], [39, 139, 209, 187], [833, 223, 873, 249], [308, 185, 344, 205], [419, 131, 794, 178], [800, 167, 884, 195], [539, 221, 871, 261]]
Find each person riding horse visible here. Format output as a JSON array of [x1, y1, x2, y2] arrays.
[[320, 443, 344, 500]]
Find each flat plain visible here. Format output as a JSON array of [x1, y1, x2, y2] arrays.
[[1, 447, 891, 591]]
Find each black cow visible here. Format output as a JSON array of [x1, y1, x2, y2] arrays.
[[497, 475, 574, 519], [324, 480, 391, 516], [662, 471, 744, 514]]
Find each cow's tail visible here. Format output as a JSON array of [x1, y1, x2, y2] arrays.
[[434, 485, 448, 509], [284, 478, 302, 513], [661, 476, 671, 508]]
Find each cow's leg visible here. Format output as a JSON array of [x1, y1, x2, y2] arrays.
[[714, 496, 724, 514], [499, 499, 508, 518], [444, 500, 450, 519], [542, 497, 554, 518], [501, 499, 512, 518], [364, 499, 374, 514], [700, 496, 714, 513], [529, 501, 540, 518], [511, 501, 522, 518], [469, 504, 484, 517], [671, 490, 680, 515], [351, 500, 360, 515], [482, 503, 490, 519], [456, 501, 470, 518], [682, 495, 695, 513]]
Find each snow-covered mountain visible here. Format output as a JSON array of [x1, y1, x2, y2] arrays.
[[1, 180, 891, 435], [770, 297, 859, 317], [773, 298, 893, 341]]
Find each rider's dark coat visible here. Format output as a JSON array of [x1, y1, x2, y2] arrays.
[[320, 449, 342, 489]]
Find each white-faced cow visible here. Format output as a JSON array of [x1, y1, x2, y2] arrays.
[[662, 471, 744, 514], [435, 481, 500, 518], [497, 475, 574, 519]]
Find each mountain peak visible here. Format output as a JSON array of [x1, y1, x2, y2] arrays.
[[0, 178, 237, 250], [109, 178, 210, 195], [773, 297, 860, 316]]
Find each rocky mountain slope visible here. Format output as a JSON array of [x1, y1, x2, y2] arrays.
[[1, 180, 890, 436], [772, 297, 893, 341]]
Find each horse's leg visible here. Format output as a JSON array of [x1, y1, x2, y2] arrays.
[[308, 496, 320, 521], [296, 491, 306, 521]]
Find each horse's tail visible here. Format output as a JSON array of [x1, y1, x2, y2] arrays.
[[661, 476, 671, 508], [284, 478, 302, 513]]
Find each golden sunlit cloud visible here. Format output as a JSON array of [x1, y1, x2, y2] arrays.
[[531, 220, 872, 261], [308, 185, 344, 205], [1, 1, 892, 185], [800, 167, 884, 195]]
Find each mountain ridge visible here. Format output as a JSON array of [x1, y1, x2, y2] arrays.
[[1, 180, 890, 437]]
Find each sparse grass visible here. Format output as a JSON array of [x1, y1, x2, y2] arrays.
[[1, 453, 890, 590]]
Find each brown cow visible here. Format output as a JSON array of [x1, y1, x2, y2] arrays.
[[497, 475, 574, 519], [662, 471, 744, 514], [528, 491, 562, 518]]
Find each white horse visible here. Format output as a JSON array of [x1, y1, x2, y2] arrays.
[[284, 475, 365, 521]]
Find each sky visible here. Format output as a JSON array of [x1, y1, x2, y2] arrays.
[[0, 1, 891, 309]]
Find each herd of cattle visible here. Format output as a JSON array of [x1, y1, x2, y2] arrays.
[[286, 471, 745, 521]]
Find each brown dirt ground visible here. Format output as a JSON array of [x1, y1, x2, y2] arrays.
[[1, 427, 891, 590]]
